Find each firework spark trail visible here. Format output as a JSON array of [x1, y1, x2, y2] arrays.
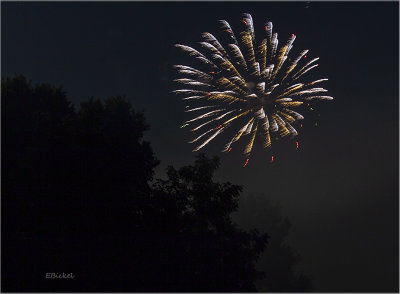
[[292, 57, 319, 78], [191, 110, 237, 131], [293, 64, 319, 80], [185, 105, 217, 112], [309, 78, 328, 86], [185, 109, 226, 123], [181, 96, 205, 100], [174, 13, 333, 161], [283, 109, 304, 120], [244, 123, 258, 155], [193, 127, 225, 151], [173, 89, 207, 95], [304, 95, 334, 100], [222, 117, 254, 152], [202, 32, 229, 57], [282, 50, 309, 81], [189, 128, 216, 143], [220, 20, 239, 45], [174, 65, 213, 80]]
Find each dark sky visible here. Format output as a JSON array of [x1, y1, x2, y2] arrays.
[[2, 1, 399, 291]]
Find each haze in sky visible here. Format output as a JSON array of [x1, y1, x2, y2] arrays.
[[2, 2, 398, 291]]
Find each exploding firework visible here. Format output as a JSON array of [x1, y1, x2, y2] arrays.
[[173, 13, 333, 163]]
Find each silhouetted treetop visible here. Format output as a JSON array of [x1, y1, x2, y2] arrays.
[[2, 75, 159, 236], [151, 154, 269, 291]]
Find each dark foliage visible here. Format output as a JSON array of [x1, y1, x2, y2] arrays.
[[2, 76, 268, 292], [150, 155, 269, 291]]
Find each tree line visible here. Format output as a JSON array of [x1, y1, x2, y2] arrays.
[[2, 75, 311, 292]]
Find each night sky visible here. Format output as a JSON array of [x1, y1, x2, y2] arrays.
[[2, 1, 399, 292]]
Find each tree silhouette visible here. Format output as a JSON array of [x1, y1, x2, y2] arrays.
[[2, 75, 268, 292], [2, 76, 159, 291], [150, 154, 269, 291]]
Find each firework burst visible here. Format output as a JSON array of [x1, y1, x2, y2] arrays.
[[173, 13, 333, 163]]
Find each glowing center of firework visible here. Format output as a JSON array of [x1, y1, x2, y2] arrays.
[[246, 82, 255, 90]]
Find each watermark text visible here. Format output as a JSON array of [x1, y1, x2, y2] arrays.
[[45, 272, 75, 279]]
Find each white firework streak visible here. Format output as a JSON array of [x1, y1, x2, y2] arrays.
[[281, 50, 309, 81], [174, 65, 212, 80], [285, 122, 298, 137], [252, 62, 260, 76], [228, 44, 248, 70], [276, 98, 293, 102], [185, 105, 217, 112], [244, 122, 258, 155], [199, 42, 222, 55], [266, 64, 275, 80], [258, 39, 267, 71], [286, 34, 296, 56], [271, 33, 278, 59], [202, 32, 228, 56], [256, 82, 265, 93], [246, 94, 258, 100], [304, 95, 334, 100], [187, 81, 214, 87], [300, 57, 320, 70], [195, 56, 218, 67], [265, 21, 273, 45], [283, 83, 303, 92], [274, 114, 286, 126], [274, 114, 290, 137], [255, 107, 266, 119], [175, 44, 207, 58], [273, 43, 290, 77], [243, 13, 255, 41], [308, 78, 328, 85], [185, 109, 225, 123], [244, 119, 255, 135], [193, 127, 225, 151], [219, 20, 239, 45], [229, 76, 248, 89], [275, 83, 303, 99], [262, 115, 272, 148], [283, 109, 304, 120], [272, 56, 287, 79], [266, 83, 279, 95], [189, 128, 215, 143], [262, 114, 270, 130], [293, 64, 319, 80], [212, 54, 244, 80], [209, 90, 237, 95], [292, 57, 319, 78], [182, 95, 206, 100], [222, 117, 254, 151], [177, 70, 212, 80], [174, 65, 209, 74], [173, 89, 208, 95], [294, 50, 309, 64], [291, 88, 328, 96], [277, 110, 296, 123], [191, 110, 236, 131], [269, 116, 278, 132], [174, 78, 214, 88]]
